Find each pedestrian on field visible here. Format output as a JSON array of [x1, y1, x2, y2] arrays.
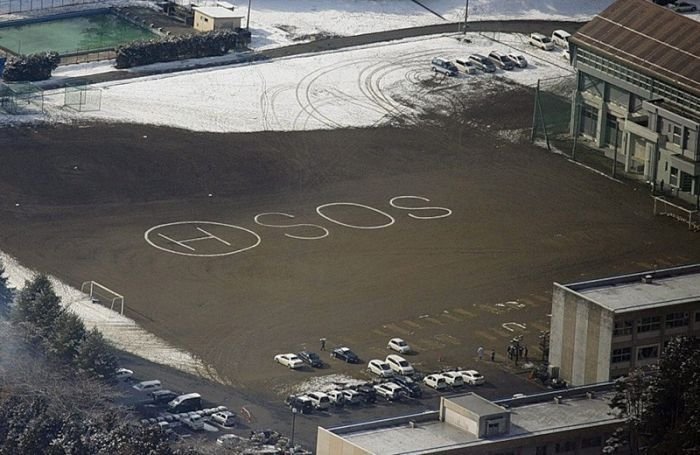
[[491, 350, 496, 362], [320, 338, 326, 351], [477, 346, 484, 361], [524, 346, 528, 360]]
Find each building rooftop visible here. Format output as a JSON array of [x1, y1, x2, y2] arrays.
[[570, 0, 700, 97], [448, 393, 507, 417], [192, 6, 242, 18], [559, 264, 700, 313], [331, 389, 620, 454]]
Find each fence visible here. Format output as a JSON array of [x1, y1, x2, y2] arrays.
[[0, 0, 103, 16], [530, 74, 576, 152]]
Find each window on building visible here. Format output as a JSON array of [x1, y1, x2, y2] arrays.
[[669, 167, 679, 187], [680, 172, 693, 193], [669, 124, 682, 145], [612, 347, 632, 363], [666, 312, 689, 329], [580, 73, 604, 97], [555, 441, 576, 453], [536, 446, 548, 455], [683, 129, 691, 149], [581, 436, 602, 448], [613, 320, 633, 337], [637, 345, 659, 361], [637, 316, 661, 333], [607, 85, 629, 107], [580, 105, 598, 138]]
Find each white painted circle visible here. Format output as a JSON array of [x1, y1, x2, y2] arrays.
[[316, 202, 395, 230], [144, 221, 261, 257], [389, 196, 453, 219]]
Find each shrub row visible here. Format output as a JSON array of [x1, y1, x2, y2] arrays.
[[2, 51, 60, 82], [115, 30, 244, 68]]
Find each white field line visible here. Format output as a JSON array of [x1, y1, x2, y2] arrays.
[[0, 250, 224, 383]]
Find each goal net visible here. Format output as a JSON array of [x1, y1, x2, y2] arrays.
[[653, 197, 700, 231], [80, 281, 125, 315], [64, 84, 102, 112]]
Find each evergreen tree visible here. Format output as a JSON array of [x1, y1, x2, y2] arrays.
[[48, 311, 87, 364], [76, 328, 118, 380], [13, 274, 63, 333], [0, 261, 14, 315]]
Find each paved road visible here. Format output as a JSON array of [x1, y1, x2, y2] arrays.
[[42, 19, 584, 90]]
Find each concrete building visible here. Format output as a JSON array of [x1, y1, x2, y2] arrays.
[[192, 6, 243, 32], [317, 385, 624, 454], [568, 0, 700, 204], [549, 264, 700, 386]]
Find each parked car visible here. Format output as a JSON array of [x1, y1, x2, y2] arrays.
[[115, 368, 134, 380], [454, 58, 478, 75], [668, 1, 697, 12], [459, 370, 486, 385], [386, 354, 415, 376], [423, 374, 448, 390], [507, 53, 528, 68], [431, 57, 458, 77], [327, 390, 345, 407], [442, 371, 465, 387], [387, 337, 411, 354], [307, 391, 331, 410], [133, 380, 161, 393], [168, 393, 202, 413], [368, 359, 394, 378], [285, 395, 313, 414], [331, 347, 360, 363], [298, 351, 323, 368], [342, 389, 364, 405], [561, 48, 571, 62], [356, 383, 378, 403], [488, 51, 515, 70], [274, 353, 304, 369], [529, 33, 555, 51], [468, 54, 496, 73], [183, 415, 204, 431], [217, 434, 244, 447], [211, 410, 237, 427], [551, 29, 571, 49], [151, 389, 177, 404], [374, 382, 404, 401], [392, 374, 423, 398]]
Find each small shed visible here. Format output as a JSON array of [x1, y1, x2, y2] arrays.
[[192, 6, 243, 32]]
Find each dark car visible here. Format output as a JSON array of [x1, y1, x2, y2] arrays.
[[285, 395, 313, 414], [468, 54, 496, 73], [668, 1, 697, 12], [151, 389, 178, 404], [392, 375, 423, 398], [331, 347, 360, 363], [298, 351, 323, 368], [487, 51, 515, 71], [355, 383, 377, 404]]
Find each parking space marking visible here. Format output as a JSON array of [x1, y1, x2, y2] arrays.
[[383, 323, 412, 336], [424, 317, 444, 326], [434, 334, 461, 345], [440, 312, 463, 322], [403, 320, 422, 329], [453, 308, 476, 318]]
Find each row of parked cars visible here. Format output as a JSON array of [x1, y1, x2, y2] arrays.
[[431, 51, 528, 77]]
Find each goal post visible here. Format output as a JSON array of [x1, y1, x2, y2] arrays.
[[652, 196, 700, 231], [80, 281, 125, 315]]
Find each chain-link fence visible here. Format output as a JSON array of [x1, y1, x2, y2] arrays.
[[530, 75, 576, 152]]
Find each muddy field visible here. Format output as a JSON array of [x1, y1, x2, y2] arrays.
[[1, 85, 698, 407]]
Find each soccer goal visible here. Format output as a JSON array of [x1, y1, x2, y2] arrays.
[[80, 281, 125, 315], [64, 81, 102, 112], [653, 196, 700, 231]]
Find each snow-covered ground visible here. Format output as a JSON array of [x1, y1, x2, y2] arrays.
[[40, 32, 574, 133]]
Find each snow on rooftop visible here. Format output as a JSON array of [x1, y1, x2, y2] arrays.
[[193, 5, 243, 18]]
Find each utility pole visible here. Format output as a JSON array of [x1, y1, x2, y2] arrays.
[[463, 0, 469, 33], [246, 0, 252, 30]]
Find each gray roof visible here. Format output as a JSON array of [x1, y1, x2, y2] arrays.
[[570, 0, 700, 97], [447, 393, 507, 417], [560, 264, 700, 313]]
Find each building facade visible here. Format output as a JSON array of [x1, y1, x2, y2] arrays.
[[549, 264, 700, 386], [569, 0, 700, 204], [193, 6, 243, 32]]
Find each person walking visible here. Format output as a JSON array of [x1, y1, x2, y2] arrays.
[[320, 338, 326, 351], [491, 350, 496, 362], [477, 346, 484, 361]]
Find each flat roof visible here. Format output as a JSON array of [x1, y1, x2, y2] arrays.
[[334, 391, 620, 454], [570, 0, 700, 97], [448, 393, 507, 417], [559, 264, 700, 313], [192, 6, 242, 18]]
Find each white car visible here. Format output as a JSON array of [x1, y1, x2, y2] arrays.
[[507, 53, 528, 68], [423, 374, 448, 390], [274, 353, 304, 369], [327, 390, 345, 406], [183, 414, 204, 431], [551, 29, 571, 50], [211, 410, 236, 427], [442, 371, 465, 387], [561, 48, 571, 62], [459, 370, 486, 385], [368, 359, 394, 378], [529, 33, 555, 51], [387, 338, 411, 354], [342, 389, 363, 405], [115, 368, 134, 380], [454, 57, 478, 74], [374, 382, 404, 401], [307, 391, 331, 410], [386, 354, 414, 375]]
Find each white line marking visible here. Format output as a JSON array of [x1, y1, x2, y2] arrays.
[[145, 221, 261, 257], [157, 233, 196, 251], [197, 227, 232, 246], [316, 202, 395, 229], [389, 195, 452, 219]]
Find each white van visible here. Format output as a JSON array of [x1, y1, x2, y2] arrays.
[[528, 33, 555, 51], [132, 380, 162, 392], [551, 30, 571, 49], [168, 393, 202, 413]]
